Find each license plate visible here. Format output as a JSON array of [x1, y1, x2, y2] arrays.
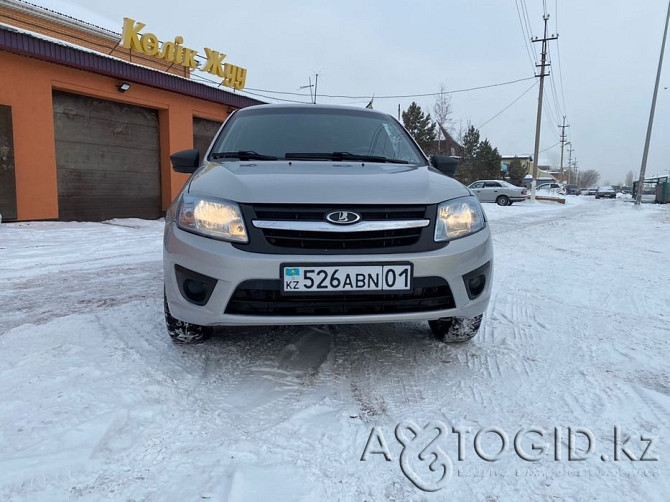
[[281, 263, 413, 294]]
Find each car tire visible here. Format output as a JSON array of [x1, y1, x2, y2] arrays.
[[164, 291, 212, 344], [496, 195, 510, 206], [429, 315, 483, 343], [595, 195, 600, 199]]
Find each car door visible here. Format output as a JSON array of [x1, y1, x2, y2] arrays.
[[469, 182, 486, 201], [482, 181, 502, 202]]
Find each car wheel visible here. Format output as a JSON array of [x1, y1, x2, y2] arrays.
[[429, 315, 483, 343], [496, 195, 510, 206], [164, 291, 212, 344], [595, 195, 600, 199]]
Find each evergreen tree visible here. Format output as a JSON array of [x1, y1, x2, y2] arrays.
[[507, 156, 527, 186], [477, 139, 502, 180], [402, 102, 436, 154], [456, 126, 480, 185]]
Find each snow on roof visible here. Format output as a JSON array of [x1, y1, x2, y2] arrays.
[[6, 0, 120, 38], [501, 154, 532, 159], [0, 22, 262, 107], [1, 4, 262, 100]]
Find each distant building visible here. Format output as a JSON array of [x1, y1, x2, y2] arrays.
[[433, 125, 464, 157], [501, 155, 559, 186], [500, 155, 533, 176]]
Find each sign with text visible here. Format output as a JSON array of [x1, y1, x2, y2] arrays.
[[120, 18, 247, 90]]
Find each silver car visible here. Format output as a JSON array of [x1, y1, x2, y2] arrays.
[[163, 104, 493, 344], [595, 185, 616, 199], [468, 180, 528, 206]]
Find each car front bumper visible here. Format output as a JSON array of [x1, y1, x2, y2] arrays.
[[163, 223, 493, 326]]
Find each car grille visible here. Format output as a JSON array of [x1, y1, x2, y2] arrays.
[[235, 204, 445, 254], [261, 226, 421, 249], [224, 277, 455, 316]]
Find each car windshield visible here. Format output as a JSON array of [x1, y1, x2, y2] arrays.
[[209, 107, 425, 164]]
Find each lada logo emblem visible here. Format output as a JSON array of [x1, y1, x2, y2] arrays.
[[325, 210, 361, 225]]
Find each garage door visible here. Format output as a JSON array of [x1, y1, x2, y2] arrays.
[[53, 91, 161, 221], [193, 117, 222, 163], [0, 104, 17, 220]]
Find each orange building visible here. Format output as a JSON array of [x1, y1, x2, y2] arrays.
[[0, 0, 260, 221]]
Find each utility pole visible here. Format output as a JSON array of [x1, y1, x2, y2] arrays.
[[530, 14, 559, 201], [567, 144, 574, 184], [558, 116, 570, 182], [299, 73, 320, 104], [299, 77, 314, 104], [635, 0, 670, 205]]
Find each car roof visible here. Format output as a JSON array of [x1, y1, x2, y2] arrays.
[[236, 103, 390, 119]]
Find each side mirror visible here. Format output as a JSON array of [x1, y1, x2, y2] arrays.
[[170, 149, 200, 173], [430, 155, 459, 178]]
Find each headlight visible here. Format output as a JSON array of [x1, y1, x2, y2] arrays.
[[434, 196, 486, 242], [177, 194, 248, 243]]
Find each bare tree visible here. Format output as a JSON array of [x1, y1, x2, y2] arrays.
[[456, 119, 471, 145], [625, 170, 634, 187], [433, 84, 454, 153], [579, 169, 600, 188]]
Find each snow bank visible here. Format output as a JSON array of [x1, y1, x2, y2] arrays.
[[1, 200, 669, 500]]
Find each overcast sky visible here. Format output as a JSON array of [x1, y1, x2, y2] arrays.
[[25, 0, 670, 184]]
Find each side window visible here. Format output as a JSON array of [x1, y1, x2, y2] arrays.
[[471, 182, 484, 189], [484, 182, 501, 188]]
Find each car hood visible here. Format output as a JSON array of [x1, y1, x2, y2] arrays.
[[187, 161, 470, 204]]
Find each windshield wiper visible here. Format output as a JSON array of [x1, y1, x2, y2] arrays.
[[284, 152, 409, 164], [210, 151, 278, 161]]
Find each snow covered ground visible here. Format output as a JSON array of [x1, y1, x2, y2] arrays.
[[1, 198, 669, 501]]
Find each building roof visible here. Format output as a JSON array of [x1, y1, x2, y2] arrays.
[[501, 154, 532, 161], [0, 22, 263, 109], [4, 0, 120, 40]]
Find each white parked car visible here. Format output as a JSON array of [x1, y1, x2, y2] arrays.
[[536, 182, 566, 194], [468, 180, 528, 206]]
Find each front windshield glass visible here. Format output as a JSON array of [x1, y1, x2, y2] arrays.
[[209, 107, 425, 164]]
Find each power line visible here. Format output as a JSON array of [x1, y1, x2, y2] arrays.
[[554, 42, 568, 115], [515, 0, 538, 70], [243, 76, 536, 100], [189, 73, 310, 103], [190, 66, 537, 111], [477, 81, 538, 129], [546, 57, 564, 121], [520, 0, 537, 49], [542, 100, 562, 141], [240, 89, 308, 103], [539, 45, 564, 123], [540, 141, 561, 153]]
